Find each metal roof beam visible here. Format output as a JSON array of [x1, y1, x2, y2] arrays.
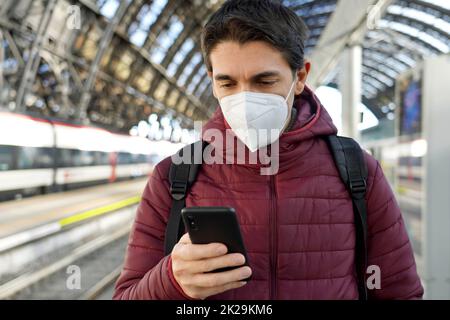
[[384, 12, 449, 44], [396, 0, 450, 19], [308, 0, 393, 88], [77, 0, 129, 120]]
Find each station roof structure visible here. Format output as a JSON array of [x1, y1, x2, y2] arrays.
[[0, 0, 449, 131]]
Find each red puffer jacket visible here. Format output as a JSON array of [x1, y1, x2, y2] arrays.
[[113, 86, 424, 300]]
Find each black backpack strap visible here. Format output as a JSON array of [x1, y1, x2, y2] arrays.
[[326, 135, 369, 300], [164, 140, 208, 256]]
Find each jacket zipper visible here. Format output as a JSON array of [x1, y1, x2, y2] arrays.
[[269, 174, 278, 300]]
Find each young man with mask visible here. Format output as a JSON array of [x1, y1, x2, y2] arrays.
[[113, 0, 423, 300]]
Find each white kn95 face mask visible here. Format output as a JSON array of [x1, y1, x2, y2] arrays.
[[219, 80, 296, 152]]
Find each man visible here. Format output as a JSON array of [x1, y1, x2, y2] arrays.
[[113, 0, 423, 300]]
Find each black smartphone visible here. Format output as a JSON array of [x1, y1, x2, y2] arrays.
[[181, 206, 251, 278]]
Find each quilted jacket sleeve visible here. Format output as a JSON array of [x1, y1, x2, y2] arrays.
[[365, 154, 424, 299], [112, 158, 193, 300]]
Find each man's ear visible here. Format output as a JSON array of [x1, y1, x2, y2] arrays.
[[294, 61, 311, 95]]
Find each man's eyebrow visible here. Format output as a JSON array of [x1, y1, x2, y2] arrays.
[[214, 74, 234, 81], [214, 71, 281, 82], [250, 71, 281, 81]]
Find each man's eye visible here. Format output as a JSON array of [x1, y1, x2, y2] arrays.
[[220, 83, 234, 88], [259, 81, 276, 86]]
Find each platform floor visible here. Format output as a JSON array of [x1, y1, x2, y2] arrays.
[[0, 178, 148, 239]]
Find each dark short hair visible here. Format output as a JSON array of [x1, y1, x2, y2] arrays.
[[201, 0, 309, 73]]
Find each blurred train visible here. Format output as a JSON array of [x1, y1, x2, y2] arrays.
[[0, 112, 183, 201]]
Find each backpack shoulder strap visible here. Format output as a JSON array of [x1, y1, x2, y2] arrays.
[[164, 140, 208, 256], [325, 135, 369, 300]]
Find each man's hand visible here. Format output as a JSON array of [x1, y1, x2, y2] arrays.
[[171, 233, 252, 300]]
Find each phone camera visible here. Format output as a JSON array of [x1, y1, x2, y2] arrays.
[[187, 215, 198, 230]]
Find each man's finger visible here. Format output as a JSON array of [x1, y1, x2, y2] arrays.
[[191, 266, 252, 288], [193, 253, 246, 273], [178, 233, 192, 244], [178, 242, 228, 261]]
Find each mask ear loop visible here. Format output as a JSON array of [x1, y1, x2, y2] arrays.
[[285, 79, 297, 103]]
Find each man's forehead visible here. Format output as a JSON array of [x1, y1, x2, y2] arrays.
[[209, 41, 291, 78]]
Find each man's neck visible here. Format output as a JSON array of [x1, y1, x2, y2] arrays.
[[284, 107, 298, 133]]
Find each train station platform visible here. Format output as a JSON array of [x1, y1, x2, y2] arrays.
[[0, 179, 147, 250], [0, 179, 149, 299]]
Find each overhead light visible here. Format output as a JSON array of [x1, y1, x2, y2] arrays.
[[137, 120, 150, 137], [381, 105, 390, 113], [148, 113, 158, 124], [411, 139, 427, 158], [387, 112, 395, 120], [129, 126, 138, 136]]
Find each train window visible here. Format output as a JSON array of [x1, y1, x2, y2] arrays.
[[17, 147, 36, 169], [0, 145, 15, 171], [130, 154, 139, 164], [72, 150, 95, 167], [117, 152, 132, 165], [35, 148, 54, 168], [126, 154, 145, 164], [93, 151, 100, 166], [103, 152, 111, 165], [57, 149, 74, 167], [57, 149, 110, 167], [100, 152, 109, 166], [137, 154, 148, 163], [93, 151, 109, 166], [70, 150, 82, 167], [17, 147, 54, 169]]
